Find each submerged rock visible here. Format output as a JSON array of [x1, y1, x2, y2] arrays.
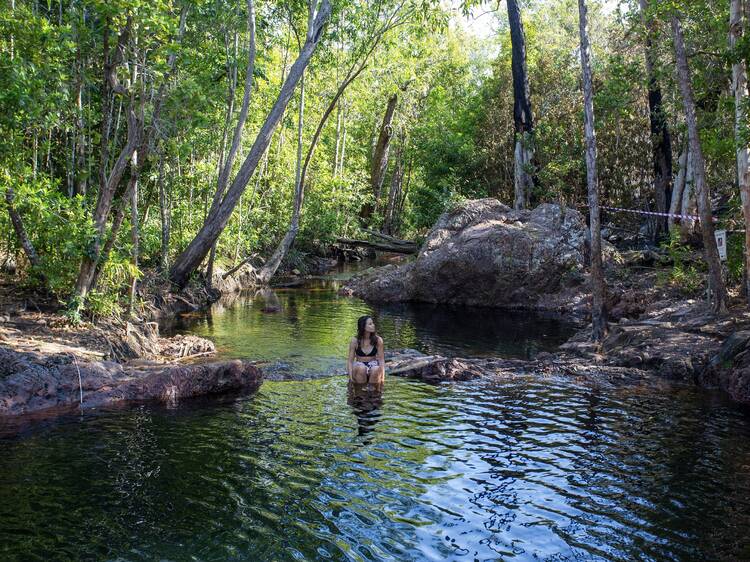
[[0, 346, 262, 417], [343, 199, 591, 312], [702, 330, 750, 404]]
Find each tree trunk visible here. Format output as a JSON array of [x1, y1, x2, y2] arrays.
[[339, 101, 347, 175], [730, 0, 750, 299], [128, 153, 139, 317], [671, 14, 727, 313], [640, 0, 673, 240], [669, 145, 688, 232], [158, 153, 170, 272], [680, 147, 698, 239], [370, 93, 398, 204], [255, 4, 399, 284], [577, 0, 608, 341], [73, 108, 139, 303], [207, 0, 257, 284], [73, 21, 139, 305], [256, 74, 307, 284], [383, 142, 404, 235], [507, 0, 536, 210], [5, 187, 44, 278], [169, 0, 332, 288]]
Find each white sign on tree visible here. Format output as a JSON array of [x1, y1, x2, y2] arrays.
[[715, 229, 727, 261]]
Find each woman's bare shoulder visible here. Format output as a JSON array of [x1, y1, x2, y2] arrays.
[[376, 336, 384, 345], [349, 337, 358, 346]]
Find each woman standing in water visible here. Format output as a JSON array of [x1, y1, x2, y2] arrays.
[[347, 315, 385, 384]]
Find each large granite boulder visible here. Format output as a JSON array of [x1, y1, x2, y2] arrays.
[[344, 199, 589, 310]]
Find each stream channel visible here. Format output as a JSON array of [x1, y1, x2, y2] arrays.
[[2, 261, 750, 560]]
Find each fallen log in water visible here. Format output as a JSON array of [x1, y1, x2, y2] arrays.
[[385, 350, 486, 382], [335, 237, 418, 254]]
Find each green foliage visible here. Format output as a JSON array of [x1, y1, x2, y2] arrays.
[[1, 169, 93, 295], [659, 231, 704, 294], [2, 0, 748, 313]]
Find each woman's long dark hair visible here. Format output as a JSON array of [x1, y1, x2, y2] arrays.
[[356, 315, 379, 350]]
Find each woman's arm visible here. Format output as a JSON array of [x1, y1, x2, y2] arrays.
[[377, 336, 385, 381], [347, 338, 356, 379]]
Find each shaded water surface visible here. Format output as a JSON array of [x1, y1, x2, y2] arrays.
[[2, 376, 750, 560]]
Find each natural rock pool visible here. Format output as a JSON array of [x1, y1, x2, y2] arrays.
[[164, 262, 579, 378], [3, 265, 750, 560]]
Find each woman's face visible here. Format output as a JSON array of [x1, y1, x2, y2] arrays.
[[365, 317, 376, 333]]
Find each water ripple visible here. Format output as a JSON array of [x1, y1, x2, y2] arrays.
[[2, 376, 750, 560]]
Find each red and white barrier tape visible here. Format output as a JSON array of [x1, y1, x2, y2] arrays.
[[589, 205, 718, 223]]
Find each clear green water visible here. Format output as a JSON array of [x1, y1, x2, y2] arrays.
[[165, 263, 579, 378], [3, 265, 750, 560]]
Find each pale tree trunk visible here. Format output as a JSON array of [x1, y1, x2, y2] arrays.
[[73, 21, 139, 305], [207, 0, 257, 283], [730, 0, 750, 298], [128, 152, 139, 316], [85, 8, 187, 297], [5, 187, 45, 280], [370, 93, 398, 205], [671, 14, 728, 313], [383, 141, 404, 235], [256, 73, 307, 284], [680, 148, 698, 239], [158, 152, 170, 272], [169, 0, 332, 288], [639, 0, 673, 239], [334, 96, 342, 174], [507, 0, 535, 210], [74, 109, 139, 303], [339, 100, 347, 175], [256, 3, 407, 283], [669, 145, 688, 231], [578, 0, 608, 341]]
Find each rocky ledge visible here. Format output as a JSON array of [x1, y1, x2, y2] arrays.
[[0, 346, 263, 418], [385, 301, 750, 405]]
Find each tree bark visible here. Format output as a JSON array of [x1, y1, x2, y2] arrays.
[[89, 7, 187, 292], [5, 186, 45, 279], [730, 0, 750, 299], [207, 0, 257, 284], [255, 3, 407, 284], [128, 152, 139, 317], [370, 92, 398, 204], [383, 142, 404, 235], [639, 0, 673, 240], [669, 145, 688, 232], [680, 147, 698, 239], [158, 153, 170, 272], [507, 0, 536, 210], [577, 0, 608, 341], [169, 0, 332, 288], [671, 14, 727, 313], [73, 20, 139, 305]]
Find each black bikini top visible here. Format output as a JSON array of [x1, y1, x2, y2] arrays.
[[356, 338, 378, 357]]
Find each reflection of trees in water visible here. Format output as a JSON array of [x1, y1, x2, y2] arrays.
[[347, 382, 384, 443]]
